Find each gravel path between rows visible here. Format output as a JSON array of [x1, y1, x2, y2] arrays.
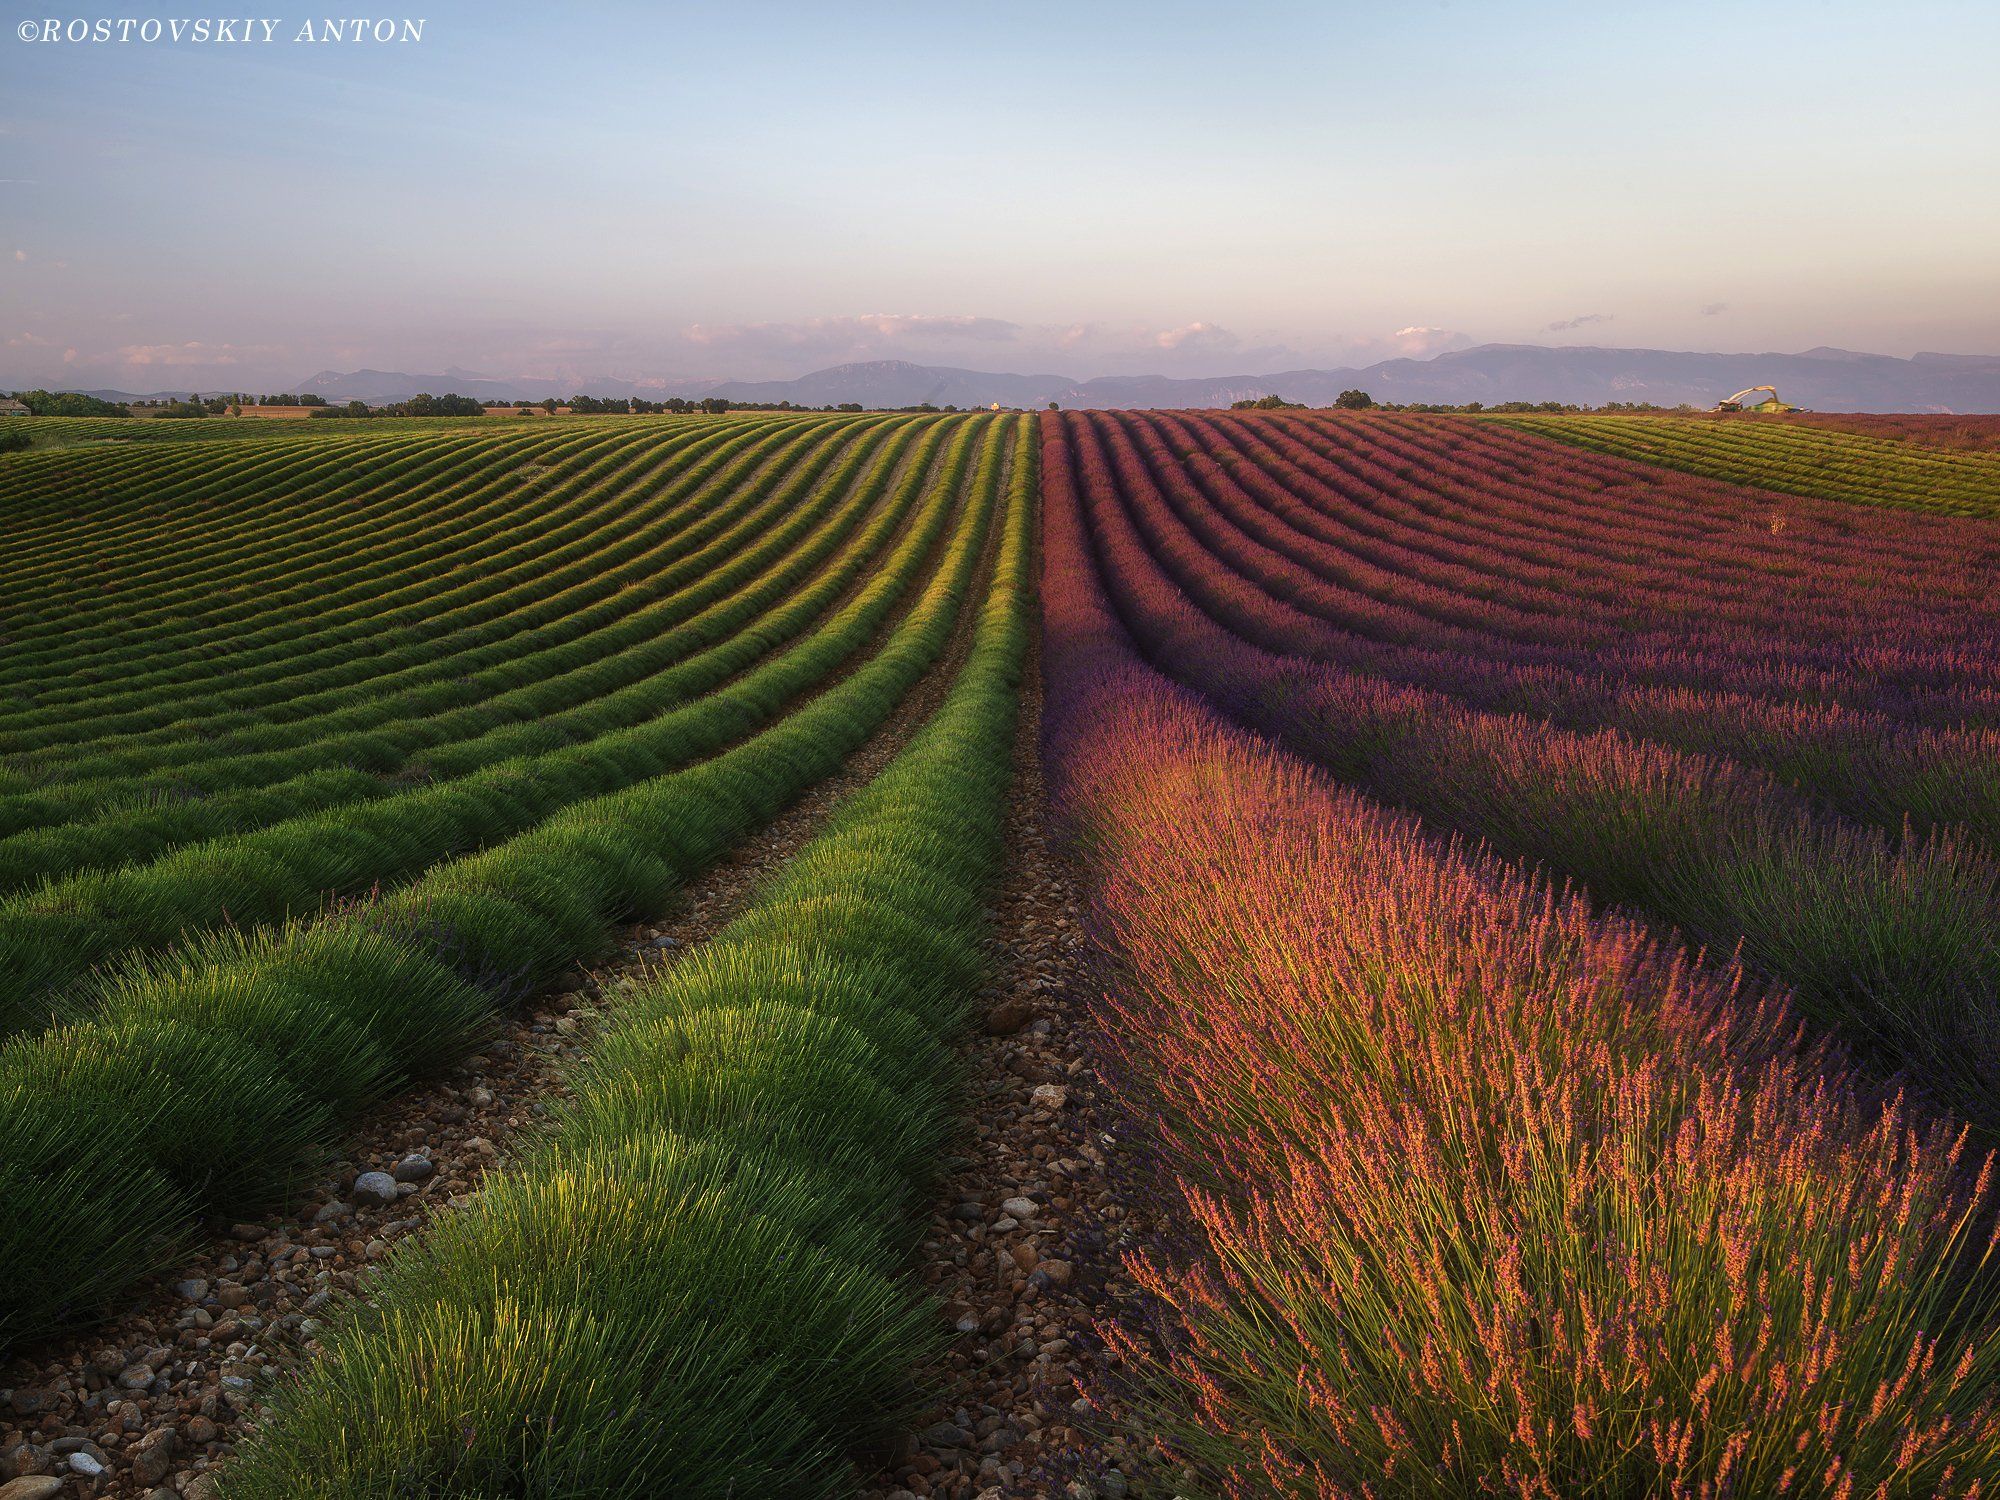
[[0, 551, 983, 1500], [858, 652, 1145, 1500]]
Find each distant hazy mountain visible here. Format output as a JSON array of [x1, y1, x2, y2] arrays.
[[293, 368, 571, 403], [701, 346, 2000, 413], [705, 360, 1074, 410], [716, 352, 2000, 420], [71, 388, 238, 402], [292, 367, 729, 404], [30, 344, 2000, 413]]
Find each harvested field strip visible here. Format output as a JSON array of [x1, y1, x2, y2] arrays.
[[0, 411, 1007, 1351], [0, 425, 819, 681], [0, 427, 661, 698], [1041, 486, 2000, 1491], [0, 419, 795, 720], [0, 426, 468, 551], [0, 419, 913, 814], [0, 424, 627, 618], [0, 416, 980, 1036], [222, 414, 1034, 1499], [1055, 410, 2000, 1135], [0, 413, 505, 453], [0, 422, 934, 893], [1494, 412, 2000, 515], [0, 425, 691, 672], [0, 419, 841, 762]]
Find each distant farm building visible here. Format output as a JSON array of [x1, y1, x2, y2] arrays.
[[0, 398, 30, 417]]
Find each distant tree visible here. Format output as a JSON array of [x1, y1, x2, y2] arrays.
[[384, 393, 485, 417], [1334, 389, 1375, 410], [1047, 401, 1059, 411], [1232, 394, 1302, 410], [699, 397, 730, 415], [16, 389, 129, 417]]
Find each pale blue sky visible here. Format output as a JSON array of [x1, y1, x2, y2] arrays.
[[4, 0, 1997, 389]]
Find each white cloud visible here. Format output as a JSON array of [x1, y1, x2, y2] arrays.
[[1153, 321, 1237, 354], [1384, 325, 1474, 357], [1700, 301, 1729, 317], [11, 250, 24, 264], [1544, 312, 1614, 333]]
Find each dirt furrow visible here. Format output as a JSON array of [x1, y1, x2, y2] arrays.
[[860, 650, 1144, 1500]]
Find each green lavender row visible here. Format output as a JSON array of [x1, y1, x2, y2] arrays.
[[224, 414, 1035, 1499]]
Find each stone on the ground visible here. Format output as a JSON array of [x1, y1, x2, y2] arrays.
[[983, 999, 1034, 1035], [351, 1171, 399, 1207]]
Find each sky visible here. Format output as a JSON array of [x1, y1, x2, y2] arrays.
[[4, 0, 1999, 392]]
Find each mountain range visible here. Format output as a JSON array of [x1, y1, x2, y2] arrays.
[[697, 347, 2000, 413], [38, 344, 2000, 413]]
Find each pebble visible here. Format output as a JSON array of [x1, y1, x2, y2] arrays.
[[0, 1479, 62, 1500], [391, 1154, 435, 1183], [175, 1278, 209, 1301], [1030, 1083, 1068, 1110], [351, 1171, 399, 1207], [67, 1450, 105, 1477], [999, 1196, 1038, 1221], [984, 999, 1034, 1035], [116, 1362, 155, 1389]]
